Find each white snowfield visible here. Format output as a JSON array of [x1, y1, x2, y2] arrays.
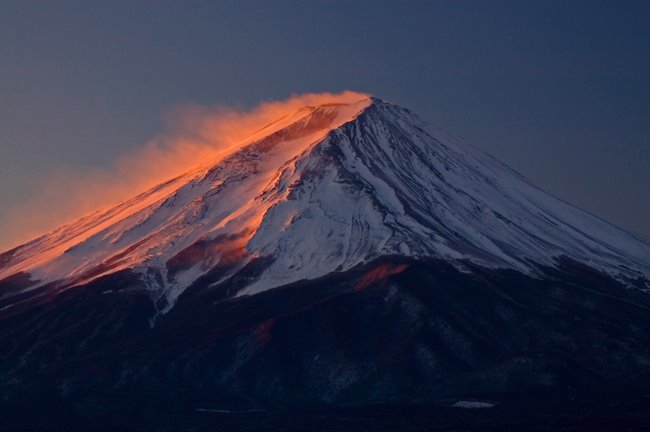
[[451, 401, 496, 409], [1, 96, 649, 311]]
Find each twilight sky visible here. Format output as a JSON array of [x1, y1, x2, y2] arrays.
[[1, 0, 649, 250]]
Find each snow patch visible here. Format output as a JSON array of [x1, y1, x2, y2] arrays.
[[451, 401, 496, 409]]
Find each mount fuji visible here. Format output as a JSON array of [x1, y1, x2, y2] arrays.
[[1, 95, 650, 430]]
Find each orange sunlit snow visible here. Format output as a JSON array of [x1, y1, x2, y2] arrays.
[[0, 91, 370, 252]]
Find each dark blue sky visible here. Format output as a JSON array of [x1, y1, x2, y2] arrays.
[[1, 0, 649, 243]]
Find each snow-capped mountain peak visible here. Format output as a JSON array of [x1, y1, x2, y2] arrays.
[[1, 96, 648, 312]]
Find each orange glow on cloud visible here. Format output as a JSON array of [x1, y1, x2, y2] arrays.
[[0, 91, 370, 252]]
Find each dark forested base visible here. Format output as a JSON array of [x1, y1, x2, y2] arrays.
[[2, 394, 650, 431], [2, 258, 650, 431]]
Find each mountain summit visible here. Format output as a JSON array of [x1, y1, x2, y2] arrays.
[[2, 95, 650, 429], [2, 96, 648, 313]]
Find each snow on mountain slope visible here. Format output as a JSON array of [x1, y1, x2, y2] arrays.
[[1, 95, 648, 311], [0, 97, 372, 310], [244, 99, 650, 294]]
